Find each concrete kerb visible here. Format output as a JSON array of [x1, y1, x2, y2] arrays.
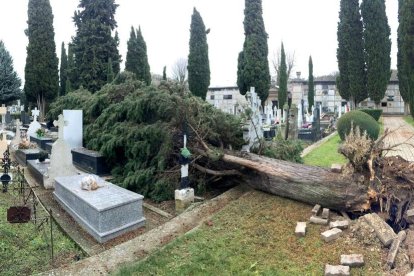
[[301, 131, 338, 158], [39, 184, 251, 276]]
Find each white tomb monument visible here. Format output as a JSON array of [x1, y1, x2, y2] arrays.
[[0, 105, 7, 125], [242, 87, 263, 152], [298, 103, 303, 128], [11, 119, 22, 150], [27, 107, 41, 141], [44, 114, 78, 189], [63, 110, 83, 149]]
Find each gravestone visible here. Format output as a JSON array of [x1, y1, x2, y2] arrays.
[[338, 104, 342, 118], [27, 107, 41, 141], [287, 105, 298, 139], [242, 87, 263, 152], [44, 114, 78, 189], [0, 132, 8, 153], [0, 105, 7, 125], [53, 174, 146, 243], [15, 148, 41, 165], [20, 111, 30, 125], [298, 103, 303, 128], [63, 110, 83, 149], [71, 148, 109, 175], [10, 119, 22, 150], [312, 106, 321, 141], [5, 111, 11, 124]]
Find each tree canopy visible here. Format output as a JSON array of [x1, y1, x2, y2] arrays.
[[361, 0, 391, 106], [72, 0, 121, 92], [278, 43, 287, 110], [0, 41, 22, 104], [59, 42, 68, 97], [188, 8, 210, 100], [24, 0, 59, 106], [397, 0, 411, 110], [237, 0, 270, 104]]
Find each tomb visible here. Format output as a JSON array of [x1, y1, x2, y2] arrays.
[[15, 148, 41, 165], [30, 135, 53, 150], [53, 174, 146, 243], [71, 147, 109, 176], [27, 159, 49, 187]]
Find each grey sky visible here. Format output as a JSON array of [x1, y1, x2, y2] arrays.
[[0, 0, 399, 87]]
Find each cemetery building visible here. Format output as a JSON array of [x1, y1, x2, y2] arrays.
[[207, 70, 402, 116]]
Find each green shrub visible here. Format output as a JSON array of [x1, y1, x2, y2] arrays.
[[262, 137, 303, 163], [359, 109, 383, 121], [337, 110, 380, 141]]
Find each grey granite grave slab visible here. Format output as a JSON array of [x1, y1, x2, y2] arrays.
[[15, 148, 41, 165], [27, 159, 49, 187], [53, 175, 146, 243]]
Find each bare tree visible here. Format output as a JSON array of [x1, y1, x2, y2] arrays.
[[171, 58, 188, 85], [272, 46, 296, 82]]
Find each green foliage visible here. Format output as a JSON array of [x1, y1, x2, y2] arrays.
[[337, 110, 380, 141], [361, 0, 391, 105], [359, 109, 383, 121], [278, 43, 288, 109], [237, 0, 270, 103], [188, 8, 210, 100], [59, 42, 68, 96], [398, 0, 410, 104], [308, 56, 314, 113], [48, 80, 244, 201], [0, 41, 22, 104], [162, 66, 167, 80], [106, 57, 114, 83], [24, 0, 59, 104], [263, 137, 303, 163], [72, 0, 121, 92], [303, 134, 347, 167], [66, 43, 78, 92], [125, 26, 151, 85], [337, 0, 367, 105]]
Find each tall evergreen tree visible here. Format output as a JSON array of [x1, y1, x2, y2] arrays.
[[278, 43, 287, 110], [125, 26, 151, 85], [361, 0, 391, 107], [107, 57, 114, 83], [72, 0, 121, 92], [59, 42, 68, 96], [0, 41, 22, 104], [308, 56, 314, 113], [337, 0, 367, 107], [398, 0, 410, 114], [237, 0, 270, 104], [162, 66, 167, 80], [188, 8, 210, 100], [400, 0, 414, 117], [66, 43, 78, 92], [24, 0, 59, 111]]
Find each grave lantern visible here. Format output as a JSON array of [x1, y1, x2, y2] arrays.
[[1, 173, 10, 192]]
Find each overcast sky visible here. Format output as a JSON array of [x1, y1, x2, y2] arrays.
[[0, 0, 399, 87]]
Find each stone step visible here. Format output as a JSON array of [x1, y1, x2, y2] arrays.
[[363, 213, 396, 247], [310, 215, 328, 225], [322, 208, 330, 219], [312, 204, 321, 216], [321, 228, 342, 242], [329, 220, 349, 230], [324, 264, 350, 276]]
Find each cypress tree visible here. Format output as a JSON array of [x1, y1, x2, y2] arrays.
[[337, 0, 367, 107], [59, 42, 68, 96], [0, 41, 22, 104], [361, 0, 391, 107], [162, 66, 167, 80], [308, 56, 314, 113], [72, 0, 121, 92], [237, 0, 270, 103], [125, 26, 151, 85], [278, 43, 288, 110], [24, 0, 59, 107], [398, 0, 410, 113], [188, 8, 210, 100], [400, 0, 414, 117], [66, 43, 78, 92]]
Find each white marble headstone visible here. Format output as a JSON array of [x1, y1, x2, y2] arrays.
[[63, 110, 83, 150], [11, 119, 22, 148], [0, 105, 7, 124], [27, 107, 42, 140]]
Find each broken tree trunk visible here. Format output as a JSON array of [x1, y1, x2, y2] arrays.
[[222, 153, 372, 212]]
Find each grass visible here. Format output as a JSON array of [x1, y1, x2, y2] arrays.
[[303, 133, 347, 167], [116, 191, 384, 276], [404, 115, 414, 127], [0, 190, 84, 275]]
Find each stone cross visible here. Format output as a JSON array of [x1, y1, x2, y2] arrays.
[[53, 114, 67, 140], [32, 107, 40, 122], [0, 104, 7, 124]]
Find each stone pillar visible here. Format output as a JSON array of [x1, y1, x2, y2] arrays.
[[175, 188, 194, 214], [288, 104, 298, 139], [297, 103, 303, 128]]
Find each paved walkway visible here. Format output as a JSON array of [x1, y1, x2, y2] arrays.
[[382, 116, 414, 161]]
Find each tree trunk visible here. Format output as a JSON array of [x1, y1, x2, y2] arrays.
[[222, 153, 372, 212]]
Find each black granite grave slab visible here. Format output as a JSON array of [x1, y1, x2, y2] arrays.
[[71, 147, 110, 176], [30, 135, 54, 150], [15, 149, 41, 165], [45, 142, 53, 154], [5, 111, 11, 124], [27, 159, 49, 187]]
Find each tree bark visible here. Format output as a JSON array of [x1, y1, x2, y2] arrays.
[[221, 153, 371, 211]]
